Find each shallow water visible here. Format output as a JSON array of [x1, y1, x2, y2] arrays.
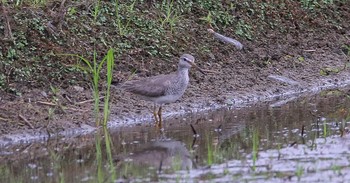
[[1, 89, 350, 183]]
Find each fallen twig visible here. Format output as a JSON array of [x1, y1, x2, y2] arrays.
[[21, 143, 34, 153], [77, 96, 104, 104], [18, 114, 34, 129], [208, 29, 243, 50], [63, 94, 73, 104], [37, 101, 57, 106], [0, 117, 9, 121], [2, 4, 13, 39], [201, 69, 221, 74], [303, 49, 316, 52]]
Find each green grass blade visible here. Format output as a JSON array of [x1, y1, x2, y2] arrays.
[[103, 48, 114, 126]]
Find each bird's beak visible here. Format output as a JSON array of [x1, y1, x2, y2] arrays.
[[191, 63, 206, 75]]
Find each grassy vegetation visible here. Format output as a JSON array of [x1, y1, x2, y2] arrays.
[[300, 0, 336, 10], [206, 133, 213, 166], [61, 48, 115, 126], [295, 165, 304, 181], [0, 0, 346, 93]]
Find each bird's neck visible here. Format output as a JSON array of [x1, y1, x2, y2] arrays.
[[176, 67, 190, 86], [177, 67, 189, 76]]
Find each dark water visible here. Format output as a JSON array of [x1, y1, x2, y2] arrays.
[[1, 89, 350, 183]]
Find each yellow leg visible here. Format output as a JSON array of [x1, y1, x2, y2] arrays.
[[153, 105, 159, 126], [157, 106, 162, 129]]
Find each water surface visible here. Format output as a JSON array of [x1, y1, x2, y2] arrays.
[[1, 89, 350, 182]]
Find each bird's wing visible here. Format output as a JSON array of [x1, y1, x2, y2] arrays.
[[121, 73, 176, 97]]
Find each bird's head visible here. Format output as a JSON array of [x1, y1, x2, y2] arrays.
[[178, 54, 205, 74], [179, 54, 195, 69]]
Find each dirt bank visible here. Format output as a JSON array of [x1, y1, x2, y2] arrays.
[[0, 1, 349, 144]]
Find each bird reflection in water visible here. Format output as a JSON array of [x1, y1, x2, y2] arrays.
[[114, 139, 193, 174]]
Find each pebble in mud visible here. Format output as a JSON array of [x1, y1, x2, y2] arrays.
[[73, 86, 84, 92]]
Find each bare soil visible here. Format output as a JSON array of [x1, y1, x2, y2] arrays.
[[0, 1, 349, 142]]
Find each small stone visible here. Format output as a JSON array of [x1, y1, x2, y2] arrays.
[[41, 91, 48, 98], [73, 86, 84, 92]]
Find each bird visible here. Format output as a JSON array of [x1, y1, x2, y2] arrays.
[[121, 54, 205, 129]]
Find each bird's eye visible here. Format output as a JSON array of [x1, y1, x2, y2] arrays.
[[183, 58, 189, 62]]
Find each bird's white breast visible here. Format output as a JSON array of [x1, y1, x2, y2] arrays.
[[151, 94, 183, 104]]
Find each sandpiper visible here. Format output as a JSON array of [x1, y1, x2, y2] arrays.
[[121, 54, 204, 128]]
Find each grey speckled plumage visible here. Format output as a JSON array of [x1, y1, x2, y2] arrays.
[[121, 54, 204, 128]]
